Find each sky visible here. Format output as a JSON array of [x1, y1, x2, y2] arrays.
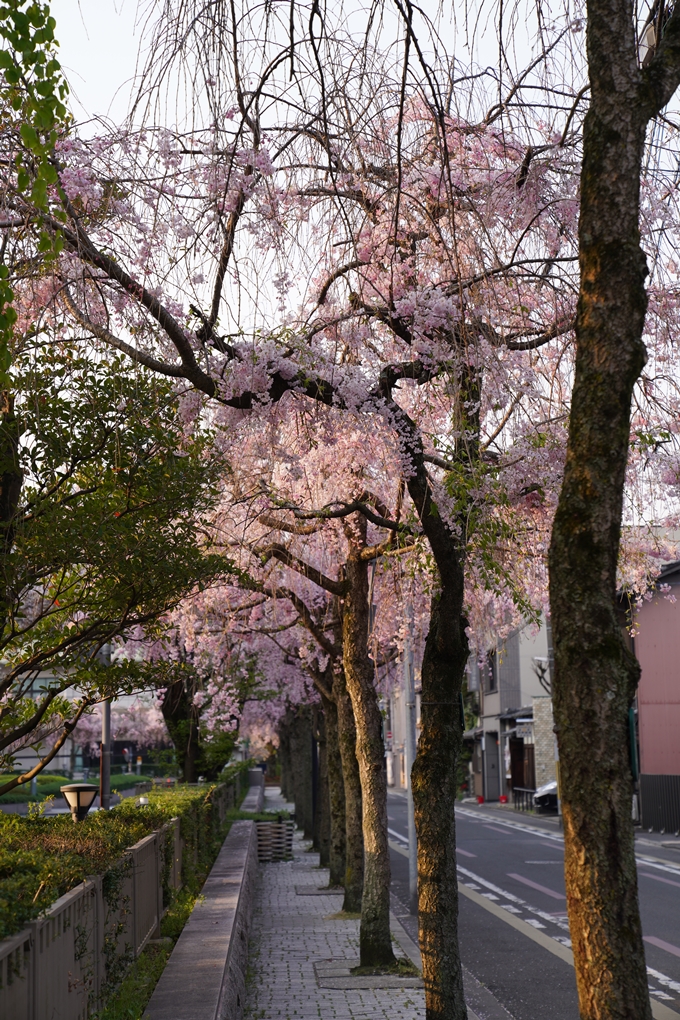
[[47, 0, 542, 126], [50, 0, 142, 122]]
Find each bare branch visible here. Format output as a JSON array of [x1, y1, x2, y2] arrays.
[[256, 543, 346, 595], [61, 287, 189, 380], [0, 700, 91, 796], [317, 259, 365, 305]]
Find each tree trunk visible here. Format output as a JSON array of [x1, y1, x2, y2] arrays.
[[412, 581, 468, 1019], [342, 543, 394, 967], [289, 706, 314, 838], [161, 679, 200, 783], [389, 393, 473, 1019], [0, 392, 23, 635], [313, 705, 331, 866], [546, 3, 675, 1015], [321, 690, 346, 887], [278, 710, 293, 802], [333, 664, 364, 912], [548, 2, 680, 1015]]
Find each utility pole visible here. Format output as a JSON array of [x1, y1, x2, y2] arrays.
[[403, 610, 418, 915], [98, 643, 112, 811]]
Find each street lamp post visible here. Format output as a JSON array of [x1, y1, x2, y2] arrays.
[[98, 643, 112, 811], [100, 697, 111, 811], [60, 783, 98, 822]]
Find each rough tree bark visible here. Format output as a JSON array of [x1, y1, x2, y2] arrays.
[[342, 520, 395, 967], [258, 545, 376, 932], [268, 582, 364, 905], [278, 709, 293, 802], [403, 438, 468, 1017], [312, 704, 331, 866], [289, 706, 314, 838], [333, 663, 365, 913], [548, 4, 680, 1018], [161, 679, 201, 783], [319, 688, 347, 887]]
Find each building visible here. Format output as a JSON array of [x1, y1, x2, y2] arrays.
[[632, 560, 680, 833], [465, 617, 556, 802], [385, 663, 420, 792]]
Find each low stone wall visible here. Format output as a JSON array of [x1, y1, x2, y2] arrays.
[[241, 785, 264, 811], [144, 819, 258, 1020]]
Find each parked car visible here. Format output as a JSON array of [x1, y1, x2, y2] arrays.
[[533, 779, 558, 812]]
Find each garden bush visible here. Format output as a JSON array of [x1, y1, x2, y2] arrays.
[[0, 771, 145, 803], [0, 763, 248, 939]]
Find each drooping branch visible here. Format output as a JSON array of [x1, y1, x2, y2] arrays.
[[264, 584, 341, 659], [258, 513, 325, 535], [256, 542, 346, 595], [481, 394, 522, 451], [470, 315, 575, 351], [0, 689, 59, 752], [271, 499, 418, 536], [61, 287, 190, 381], [207, 186, 249, 333], [641, 3, 680, 118], [317, 259, 365, 305], [52, 211, 219, 396]]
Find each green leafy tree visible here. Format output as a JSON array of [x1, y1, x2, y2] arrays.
[[0, 0, 68, 378], [0, 342, 233, 795]]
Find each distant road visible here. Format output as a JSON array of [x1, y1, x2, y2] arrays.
[[388, 792, 680, 1020]]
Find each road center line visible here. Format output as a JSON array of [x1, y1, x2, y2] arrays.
[[640, 873, 680, 890], [507, 873, 566, 900], [646, 937, 680, 961]]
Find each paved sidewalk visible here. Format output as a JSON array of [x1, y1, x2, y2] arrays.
[[244, 787, 481, 1020]]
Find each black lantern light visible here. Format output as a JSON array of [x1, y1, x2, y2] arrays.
[[60, 783, 98, 822]]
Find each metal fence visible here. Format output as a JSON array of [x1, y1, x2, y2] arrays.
[[512, 786, 536, 812], [639, 774, 680, 834], [0, 817, 181, 1020]]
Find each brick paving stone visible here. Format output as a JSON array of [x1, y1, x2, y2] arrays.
[[244, 789, 425, 1020]]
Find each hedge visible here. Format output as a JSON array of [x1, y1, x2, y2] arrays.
[[0, 763, 249, 940], [0, 772, 144, 803]]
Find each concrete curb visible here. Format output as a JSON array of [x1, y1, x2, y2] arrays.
[[241, 784, 264, 811], [388, 911, 482, 1020], [144, 819, 258, 1020]]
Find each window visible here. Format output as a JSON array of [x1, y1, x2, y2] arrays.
[[485, 650, 498, 693]]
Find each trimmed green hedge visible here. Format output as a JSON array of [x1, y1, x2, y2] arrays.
[[0, 764, 248, 939], [0, 772, 144, 803]]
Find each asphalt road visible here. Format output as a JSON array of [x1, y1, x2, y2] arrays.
[[387, 791, 680, 1020]]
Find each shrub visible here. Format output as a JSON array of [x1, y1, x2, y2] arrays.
[[0, 764, 247, 940]]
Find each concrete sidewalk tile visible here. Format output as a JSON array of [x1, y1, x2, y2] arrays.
[[243, 823, 484, 1020]]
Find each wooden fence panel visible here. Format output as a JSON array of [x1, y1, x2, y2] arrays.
[[130, 833, 160, 955], [0, 928, 32, 1020], [31, 880, 98, 1020], [0, 779, 234, 1020]]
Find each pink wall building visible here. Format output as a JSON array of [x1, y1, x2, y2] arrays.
[[634, 561, 680, 833]]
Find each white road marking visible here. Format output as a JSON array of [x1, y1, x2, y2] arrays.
[[648, 967, 680, 994], [388, 827, 408, 843], [456, 865, 569, 930], [458, 882, 680, 1019]]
